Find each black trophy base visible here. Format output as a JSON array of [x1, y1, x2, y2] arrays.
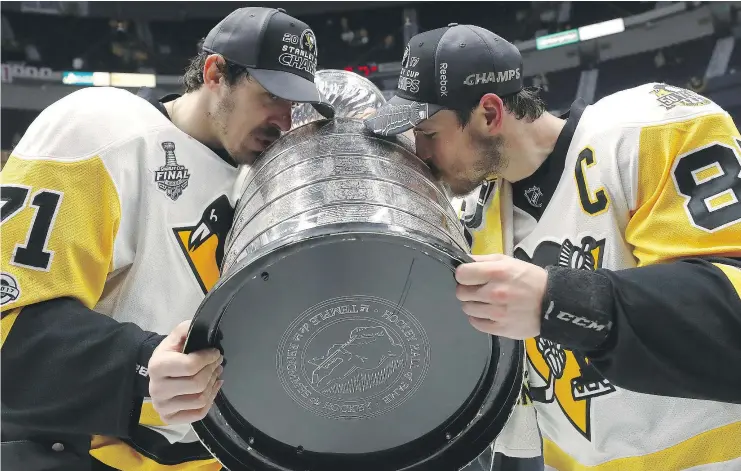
[[185, 227, 522, 471]]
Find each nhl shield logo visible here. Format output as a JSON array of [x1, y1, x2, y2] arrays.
[[524, 185, 544, 208], [154, 141, 190, 201]]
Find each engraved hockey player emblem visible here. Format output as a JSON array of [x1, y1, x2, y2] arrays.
[[277, 297, 430, 420], [307, 325, 404, 389], [154, 141, 190, 201]]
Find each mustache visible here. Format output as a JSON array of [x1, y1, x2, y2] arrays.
[[254, 126, 282, 141], [427, 161, 442, 179]]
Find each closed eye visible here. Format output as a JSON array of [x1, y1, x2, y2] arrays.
[[414, 130, 436, 139], [268, 93, 295, 107]]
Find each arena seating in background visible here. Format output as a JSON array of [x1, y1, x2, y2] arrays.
[[0, 2, 661, 77], [1, 108, 39, 152], [595, 35, 717, 100], [527, 67, 583, 113], [2, 10, 134, 71], [1, 2, 740, 152]]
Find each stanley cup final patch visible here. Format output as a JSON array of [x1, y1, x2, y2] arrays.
[[154, 141, 190, 201]]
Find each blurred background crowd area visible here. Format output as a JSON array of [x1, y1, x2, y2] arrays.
[[2, 1, 741, 167]]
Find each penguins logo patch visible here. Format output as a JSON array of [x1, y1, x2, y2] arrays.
[[173, 195, 234, 294], [515, 236, 615, 441]]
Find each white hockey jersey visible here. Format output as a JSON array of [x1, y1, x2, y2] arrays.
[[1, 86, 238, 470], [459, 83, 741, 470]]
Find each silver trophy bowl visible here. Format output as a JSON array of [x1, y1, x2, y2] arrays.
[[224, 118, 467, 271], [185, 71, 523, 471]]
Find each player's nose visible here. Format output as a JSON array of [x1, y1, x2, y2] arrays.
[[414, 134, 433, 162], [268, 101, 293, 132]]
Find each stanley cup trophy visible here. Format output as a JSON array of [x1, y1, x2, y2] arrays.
[[185, 70, 524, 471]]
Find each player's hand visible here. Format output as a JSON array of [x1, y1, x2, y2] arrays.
[[148, 321, 224, 425], [455, 254, 548, 340]]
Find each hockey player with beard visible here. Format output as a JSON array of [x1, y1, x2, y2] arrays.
[[366, 24, 741, 471], [1, 7, 332, 471]]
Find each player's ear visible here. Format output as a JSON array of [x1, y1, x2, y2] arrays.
[[203, 54, 227, 89], [479, 93, 505, 135]]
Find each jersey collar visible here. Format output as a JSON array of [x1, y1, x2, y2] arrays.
[[136, 88, 238, 168], [511, 99, 586, 221]]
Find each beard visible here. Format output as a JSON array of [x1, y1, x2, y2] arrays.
[[210, 92, 281, 166], [445, 132, 508, 197], [213, 91, 236, 134], [209, 92, 252, 164]]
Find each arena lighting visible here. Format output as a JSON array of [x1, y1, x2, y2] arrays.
[[535, 29, 580, 50], [61, 71, 156, 88], [578, 18, 626, 41], [343, 64, 379, 77], [110, 72, 156, 88], [62, 71, 111, 86]]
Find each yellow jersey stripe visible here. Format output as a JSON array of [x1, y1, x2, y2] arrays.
[[0, 308, 20, 348], [90, 435, 220, 471], [544, 420, 741, 471]]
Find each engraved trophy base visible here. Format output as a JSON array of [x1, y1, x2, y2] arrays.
[[185, 223, 523, 471]]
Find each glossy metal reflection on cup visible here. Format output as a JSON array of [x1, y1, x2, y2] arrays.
[[291, 69, 387, 129]]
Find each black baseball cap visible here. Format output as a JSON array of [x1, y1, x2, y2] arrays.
[[365, 24, 523, 136], [203, 7, 334, 118]]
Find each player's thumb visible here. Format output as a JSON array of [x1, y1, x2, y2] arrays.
[[160, 320, 192, 352], [471, 253, 507, 263]]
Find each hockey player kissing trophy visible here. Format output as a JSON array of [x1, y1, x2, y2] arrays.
[[184, 69, 529, 471]]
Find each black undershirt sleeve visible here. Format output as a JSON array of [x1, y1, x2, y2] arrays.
[[2, 297, 166, 437], [540, 257, 741, 404]]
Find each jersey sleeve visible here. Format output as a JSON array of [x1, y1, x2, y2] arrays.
[[1, 105, 161, 437], [625, 110, 741, 267], [585, 108, 741, 402], [1, 152, 120, 312]]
